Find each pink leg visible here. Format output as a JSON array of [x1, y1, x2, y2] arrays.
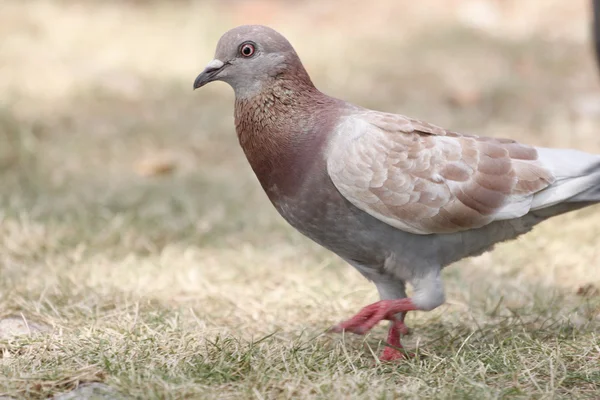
[[330, 298, 417, 335], [330, 298, 418, 362], [380, 319, 410, 361], [393, 312, 410, 336]]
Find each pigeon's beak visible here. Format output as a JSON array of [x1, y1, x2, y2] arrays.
[[193, 59, 226, 90]]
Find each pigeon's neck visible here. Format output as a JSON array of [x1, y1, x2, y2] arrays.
[[234, 69, 341, 198]]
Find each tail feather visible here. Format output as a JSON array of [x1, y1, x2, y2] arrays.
[[530, 147, 600, 210], [571, 177, 600, 202]]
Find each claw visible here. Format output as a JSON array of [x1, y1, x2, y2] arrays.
[[331, 298, 418, 362], [380, 346, 408, 362]]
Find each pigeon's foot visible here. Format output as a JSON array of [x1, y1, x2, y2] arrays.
[[392, 319, 411, 336], [380, 346, 408, 362], [378, 319, 413, 362], [330, 298, 417, 335], [330, 299, 417, 362]]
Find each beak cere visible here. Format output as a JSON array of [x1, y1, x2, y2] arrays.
[[193, 59, 226, 90]]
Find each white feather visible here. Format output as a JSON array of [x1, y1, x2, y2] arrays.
[[531, 147, 600, 209]]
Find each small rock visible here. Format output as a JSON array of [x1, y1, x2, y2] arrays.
[[53, 383, 122, 400], [0, 316, 48, 339]]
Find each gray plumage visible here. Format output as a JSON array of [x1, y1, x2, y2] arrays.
[[194, 25, 600, 361]]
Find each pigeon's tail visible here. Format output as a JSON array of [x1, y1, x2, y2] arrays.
[[571, 171, 600, 202], [530, 148, 600, 212]]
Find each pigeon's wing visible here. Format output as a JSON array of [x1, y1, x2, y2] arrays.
[[326, 111, 555, 234]]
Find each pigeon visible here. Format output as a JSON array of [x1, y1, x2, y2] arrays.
[[193, 25, 600, 361]]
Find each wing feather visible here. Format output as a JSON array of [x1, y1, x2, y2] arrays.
[[327, 111, 555, 234]]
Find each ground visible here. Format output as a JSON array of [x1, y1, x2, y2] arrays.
[[0, 0, 599, 399]]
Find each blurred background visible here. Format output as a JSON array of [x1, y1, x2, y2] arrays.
[[2, 0, 599, 285], [1, 1, 600, 397]]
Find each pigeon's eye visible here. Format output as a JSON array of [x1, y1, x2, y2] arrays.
[[240, 43, 256, 58]]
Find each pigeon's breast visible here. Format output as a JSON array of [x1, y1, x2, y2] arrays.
[[268, 166, 398, 267]]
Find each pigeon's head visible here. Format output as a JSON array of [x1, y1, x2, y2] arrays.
[[193, 25, 304, 97]]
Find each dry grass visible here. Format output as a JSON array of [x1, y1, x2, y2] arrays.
[[1, 0, 600, 398]]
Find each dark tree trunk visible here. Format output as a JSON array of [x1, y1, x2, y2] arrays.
[[593, 0, 600, 70]]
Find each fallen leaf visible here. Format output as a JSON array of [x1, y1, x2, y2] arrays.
[[134, 154, 177, 177], [576, 284, 600, 298]]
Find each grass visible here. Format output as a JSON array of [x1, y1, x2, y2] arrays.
[[0, 0, 599, 398]]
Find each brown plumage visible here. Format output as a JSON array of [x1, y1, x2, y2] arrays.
[[194, 25, 600, 361], [233, 67, 341, 197], [328, 111, 555, 234]]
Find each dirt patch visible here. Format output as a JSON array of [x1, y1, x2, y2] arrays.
[[0, 316, 48, 340]]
